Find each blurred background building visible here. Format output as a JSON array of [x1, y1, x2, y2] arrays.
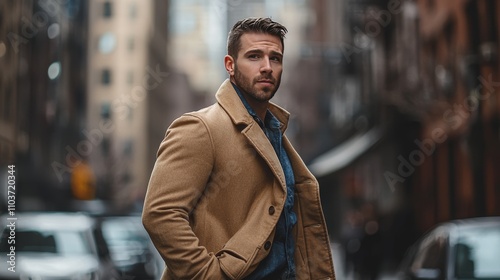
[[85, 0, 154, 209], [2, 0, 500, 278]]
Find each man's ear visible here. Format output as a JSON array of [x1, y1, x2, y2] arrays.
[[224, 55, 235, 76]]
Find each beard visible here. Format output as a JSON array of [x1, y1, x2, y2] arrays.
[[233, 63, 281, 103]]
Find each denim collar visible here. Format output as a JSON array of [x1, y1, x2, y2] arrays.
[[231, 82, 282, 131]]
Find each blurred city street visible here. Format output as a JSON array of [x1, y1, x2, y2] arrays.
[[2, 0, 500, 279]]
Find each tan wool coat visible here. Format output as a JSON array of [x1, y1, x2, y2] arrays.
[[142, 79, 336, 280]]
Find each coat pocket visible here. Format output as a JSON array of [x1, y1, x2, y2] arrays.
[[217, 247, 248, 279], [216, 240, 260, 280]]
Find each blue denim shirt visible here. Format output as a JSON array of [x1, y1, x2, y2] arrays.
[[232, 83, 297, 279]]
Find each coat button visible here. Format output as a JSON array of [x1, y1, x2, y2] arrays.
[[264, 241, 272, 250], [268, 206, 275, 215]]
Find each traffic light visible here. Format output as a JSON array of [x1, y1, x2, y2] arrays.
[[71, 161, 96, 200]]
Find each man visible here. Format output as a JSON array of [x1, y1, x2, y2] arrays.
[[143, 17, 335, 280]]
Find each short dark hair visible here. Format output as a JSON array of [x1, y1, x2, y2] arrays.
[[227, 17, 288, 59]]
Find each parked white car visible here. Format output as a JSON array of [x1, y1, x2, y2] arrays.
[[398, 216, 500, 280], [0, 212, 119, 280]]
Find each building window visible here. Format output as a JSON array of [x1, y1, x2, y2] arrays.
[[98, 32, 116, 54], [101, 103, 111, 119], [123, 139, 134, 158], [103, 1, 112, 18], [127, 37, 135, 51], [101, 69, 111, 85], [127, 71, 134, 85], [129, 2, 137, 19]]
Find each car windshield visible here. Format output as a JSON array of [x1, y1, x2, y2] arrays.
[[454, 224, 500, 279], [0, 229, 91, 255]]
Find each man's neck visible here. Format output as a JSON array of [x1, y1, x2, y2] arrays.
[[243, 94, 268, 122]]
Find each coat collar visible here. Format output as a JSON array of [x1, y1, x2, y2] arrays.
[[215, 79, 290, 133], [216, 79, 290, 189]]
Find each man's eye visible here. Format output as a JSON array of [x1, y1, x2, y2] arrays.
[[248, 54, 259, 59], [270, 57, 282, 62]]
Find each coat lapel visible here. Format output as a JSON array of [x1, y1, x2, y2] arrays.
[[216, 79, 286, 190], [242, 123, 286, 189]]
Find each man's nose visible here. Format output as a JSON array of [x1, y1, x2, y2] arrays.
[[260, 57, 272, 73]]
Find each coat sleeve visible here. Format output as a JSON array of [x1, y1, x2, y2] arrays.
[[142, 114, 228, 280]]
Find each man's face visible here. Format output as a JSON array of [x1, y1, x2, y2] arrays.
[[227, 32, 283, 103]]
